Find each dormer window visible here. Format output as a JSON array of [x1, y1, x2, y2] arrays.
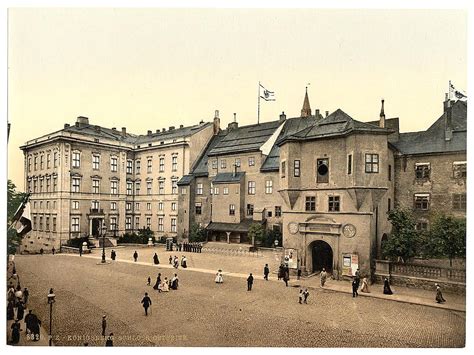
[[415, 163, 430, 179]]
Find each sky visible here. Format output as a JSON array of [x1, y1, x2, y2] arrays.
[[6, 8, 467, 190]]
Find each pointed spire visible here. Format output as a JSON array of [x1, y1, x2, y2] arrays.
[[301, 87, 312, 118]]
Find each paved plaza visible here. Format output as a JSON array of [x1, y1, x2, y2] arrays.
[[11, 247, 465, 347]]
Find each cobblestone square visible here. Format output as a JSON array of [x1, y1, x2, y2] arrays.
[[12, 248, 465, 347]]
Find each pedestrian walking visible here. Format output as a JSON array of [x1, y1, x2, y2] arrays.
[[169, 255, 173, 264], [16, 301, 25, 321], [28, 311, 41, 341], [435, 284, 446, 303], [354, 268, 361, 289], [383, 277, 393, 295], [147, 276, 151, 286], [133, 251, 138, 262], [181, 255, 187, 268], [101, 315, 107, 336], [298, 289, 303, 304], [171, 274, 179, 290], [303, 289, 310, 304], [153, 253, 159, 265], [360, 277, 370, 293], [173, 256, 179, 269], [320, 268, 327, 287], [105, 333, 114, 346], [283, 268, 289, 287], [297, 267, 302, 280], [263, 264, 270, 280], [23, 287, 29, 305], [11, 320, 21, 345], [153, 273, 162, 291], [24, 310, 33, 335], [7, 301, 15, 320], [52, 247, 55, 255], [247, 273, 254, 291], [352, 279, 359, 297], [40, 248, 44, 255], [278, 264, 284, 280], [141, 292, 152, 316], [111, 250, 116, 261], [79, 246, 83, 257], [178, 243, 182, 252], [215, 269, 224, 284]]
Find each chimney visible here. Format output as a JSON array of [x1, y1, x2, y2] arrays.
[[156, 129, 160, 133], [162, 128, 166, 132], [445, 101, 453, 141], [315, 109, 320, 118], [169, 126, 175, 131], [233, 163, 238, 177], [379, 99, 386, 128], [76, 116, 89, 127], [279, 111, 286, 123], [147, 130, 152, 136], [64, 123, 70, 129], [121, 127, 127, 137], [213, 110, 220, 135], [325, 111, 329, 117], [94, 125, 101, 132], [179, 124, 184, 129], [112, 127, 116, 131]]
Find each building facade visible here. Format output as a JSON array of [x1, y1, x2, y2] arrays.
[[19, 92, 467, 279]]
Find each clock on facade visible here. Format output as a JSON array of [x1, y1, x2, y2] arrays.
[[342, 223, 357, 238], [288, 222, 299, 234]]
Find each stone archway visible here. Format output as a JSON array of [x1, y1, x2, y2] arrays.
[[310, 240, 333, 273]]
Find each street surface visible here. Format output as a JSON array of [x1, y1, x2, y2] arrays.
[[14, 250, 465, 347]]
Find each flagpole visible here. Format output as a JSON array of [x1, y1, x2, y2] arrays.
[[448, 80, 451, 101], [257, 81, 261, 125]]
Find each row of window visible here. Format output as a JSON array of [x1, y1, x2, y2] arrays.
[[32, 200, 57, 210], [195, 203, 283, 218], [196, 180, 274, 196], [32, 215, 57, 232], [303, 196, 341, 212], [28, 176, 58, 194], [414, 162, 466, 180], [71, 152, 179, 173], [27, 152, 59, 172], [414, 193, 466, 211], [211, 156, 256, 170], [70, 216, 177, 233], [69, 177, 179, 195], [72, 200, 178, 212]]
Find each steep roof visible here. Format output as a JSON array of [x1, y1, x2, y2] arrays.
[[392, 100, 467, 155], [191, 132, 228, 176], [208, 120, 281, 156], [212, 172, 245, 184]]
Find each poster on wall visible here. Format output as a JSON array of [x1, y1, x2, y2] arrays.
[[342, 253, 358, 276], [284, 248, 298, 269]]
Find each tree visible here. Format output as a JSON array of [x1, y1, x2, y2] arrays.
[[7, 180, 28, 254], [248, 223, 265, 246], [189, 223, 206, 242], [425, 214, 466, 267], [382, 208, 420, 263]]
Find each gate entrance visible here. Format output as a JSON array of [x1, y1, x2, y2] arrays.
[[311, 240, 333, 272]]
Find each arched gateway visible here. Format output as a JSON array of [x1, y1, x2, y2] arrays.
[[311, 240, 333, 273]]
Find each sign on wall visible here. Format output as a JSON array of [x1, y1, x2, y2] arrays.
[[342, 253, 358, 276]]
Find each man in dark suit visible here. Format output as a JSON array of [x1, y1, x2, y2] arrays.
[[247, 273, 254, 291], [141, 292, 152, 316]]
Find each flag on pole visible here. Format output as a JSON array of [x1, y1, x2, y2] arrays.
[[450, 82, 467, 101], [10, 196, 32, 237], [259, 83, 275, 101]]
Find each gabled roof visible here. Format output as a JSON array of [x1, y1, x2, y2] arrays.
[[392, 100, 467, 155], [278, 109, 391, 144], [208, 120, 281, 156], [177, 175, 194, 186], [191, 132, 228, 176]]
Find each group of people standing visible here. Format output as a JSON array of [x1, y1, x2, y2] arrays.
[[180, 242, 202, 253], [151, 272, 179, 293], [7, 262, 41, 345], [277, 263, 290, 287], [168, 255, 187, 269], [351, 268, 370, 297]]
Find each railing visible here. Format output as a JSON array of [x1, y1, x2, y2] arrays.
[[89, 208, 104, 214], [202, 247, 261, 257], [377, 260, 466, 283]]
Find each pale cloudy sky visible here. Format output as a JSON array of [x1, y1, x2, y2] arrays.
[[7, 8, 467, 189]]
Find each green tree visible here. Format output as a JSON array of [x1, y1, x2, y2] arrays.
[[248, 223, 265, 245], [425, 214, 466, 267], [189, 223, 206, 242], [7, 180, 28, 254], [382, 208, 420, 263]]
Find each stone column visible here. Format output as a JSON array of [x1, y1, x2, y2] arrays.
[[226, 231, 231, 244]]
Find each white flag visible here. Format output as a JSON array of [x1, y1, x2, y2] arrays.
[[259, 84, 275, 101], [450, 82, 467, 102]]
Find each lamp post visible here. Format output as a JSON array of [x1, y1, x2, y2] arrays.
[[101, 223, 108, 264], [47, 289, 55, 346]]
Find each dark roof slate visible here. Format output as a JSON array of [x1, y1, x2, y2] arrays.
[[212, 172, 245, 184], [206, 219, 264, 233], [177, 175, 194, 186]]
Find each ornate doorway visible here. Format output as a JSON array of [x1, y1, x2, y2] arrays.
[[311, 240, 333, 272]]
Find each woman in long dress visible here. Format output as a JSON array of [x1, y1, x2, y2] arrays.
[[383, 277, 393, 295], [435, 284, 446, 303], [181, 256, 187, 268], [360, 277, 370, 293], [320, 268, 327, 287], [161, 278, 169, 292], [215, 270, 224, 284], [171, 274, 179, 290], [153, 273, 162, 291], [153, 253, 159, 265]]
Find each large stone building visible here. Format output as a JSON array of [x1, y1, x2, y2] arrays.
[[19, 91, 466, 278], [20, 116, 217, 253]]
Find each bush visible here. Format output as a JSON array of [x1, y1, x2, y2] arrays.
[[118, 228, 155, 244], [248, 223, 265, 245], [264, 229, 282, 248], [189, 223, 206, 242], [382, 208, 419, 262], [67, 236, 91, 248]]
